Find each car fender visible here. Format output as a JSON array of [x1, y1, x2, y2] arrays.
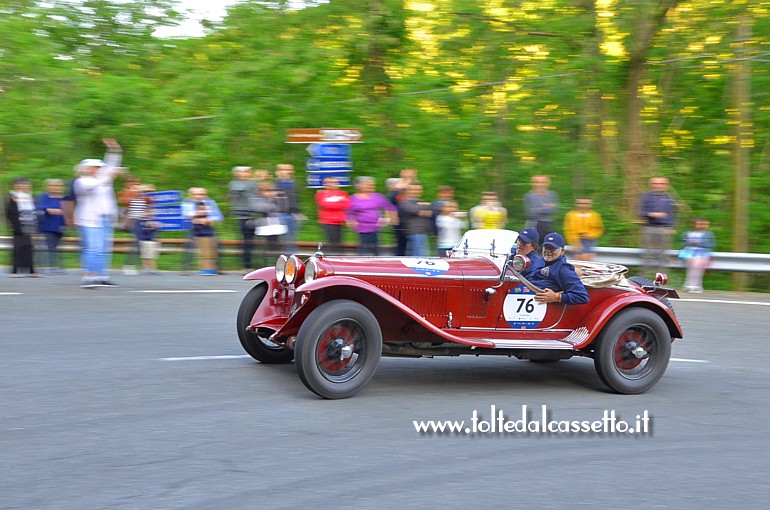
[[243, 267, 275, 282], [241, 268, 290, 333], [573, 291, 683, 350], [273, 276, 492, 348]]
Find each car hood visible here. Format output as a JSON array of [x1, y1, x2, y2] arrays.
[[316, 256, 502, 279]]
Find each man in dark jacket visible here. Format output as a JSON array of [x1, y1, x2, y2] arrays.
[[274, 164, 305, 251], [397, 181, 433, 257], [527, 232, 589, 305], [637, 176, 677, 276], [5, 177, 39, 276], [512, 227, 543, 278]]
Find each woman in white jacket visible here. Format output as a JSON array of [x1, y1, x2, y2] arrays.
[[73, 138, 124, 288]]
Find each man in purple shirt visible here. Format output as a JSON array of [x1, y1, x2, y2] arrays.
[[346, 176, 397, 255], [637, 176, 677, 276]]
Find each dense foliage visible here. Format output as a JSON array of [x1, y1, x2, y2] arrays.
[[1, 0, 769, 287]]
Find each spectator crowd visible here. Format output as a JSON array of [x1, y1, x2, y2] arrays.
[[3, 142, 712, 291]]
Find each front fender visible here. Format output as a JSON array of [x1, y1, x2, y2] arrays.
[[574, 291, 683, 350], [241, 267, 291, 333], [243, 266, 275, 282], [273, 276, 492, 348]]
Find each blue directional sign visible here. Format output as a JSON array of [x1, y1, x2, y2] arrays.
[[155, 217, 192, 232], [306, 157, 353, 172], [307, 143, 352, 158], [147, 190, 182, 206], [307, 171, 352, 188], [305, 143, 354, 188], [147, 190, 188, 231]]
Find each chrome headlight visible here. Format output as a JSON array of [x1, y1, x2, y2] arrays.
[[511, 254, 531, 273], [304, 258, 317, 283], [285, 255, 304, 285], [275, 255, 288, 283]]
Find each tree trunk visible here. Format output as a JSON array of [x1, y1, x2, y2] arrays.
[[732, 16, 751, 290], [622, 55, 653, 221], [621, 1, 679, 220]]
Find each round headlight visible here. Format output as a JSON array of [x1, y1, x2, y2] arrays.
[[285, 255, 304, 284], [511, 254, 531, 273], [275, 255, 288, 283], [304, 259, 317, 283]]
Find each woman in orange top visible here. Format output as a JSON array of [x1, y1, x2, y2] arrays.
[[563, 198, 604, 261]]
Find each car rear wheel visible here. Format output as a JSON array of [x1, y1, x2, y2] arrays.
[[593, 308, 671, 394], [295, 300, 382, 399], [237, 283, 294, 364]]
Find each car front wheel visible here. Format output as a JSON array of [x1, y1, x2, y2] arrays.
[[237, 283, 294, 364], [295, 300, 382, 399], [593, 308, 671, 394]]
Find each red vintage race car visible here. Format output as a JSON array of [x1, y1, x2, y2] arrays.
[[237, 229, 682, 399]]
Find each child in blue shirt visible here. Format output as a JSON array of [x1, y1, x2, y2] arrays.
[[680, 218, 715, 293]]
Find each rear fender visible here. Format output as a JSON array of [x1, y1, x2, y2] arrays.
[[574, 292, 683, 350]]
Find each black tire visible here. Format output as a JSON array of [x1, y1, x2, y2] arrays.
[[628, 276, 675, 315], [628, 276, 654, 287], [237, 283, 294, 364], [594, 308, 672, 394], [295, 300, 382, 399]]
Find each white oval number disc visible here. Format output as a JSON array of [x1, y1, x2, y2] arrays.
[[504, 284, 547, 329]]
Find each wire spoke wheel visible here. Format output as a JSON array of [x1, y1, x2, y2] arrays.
[[315, 319, 365, 382], [296, 300, 382, 399], [612, 326, 655, 377], [594, 308, 671, 394]]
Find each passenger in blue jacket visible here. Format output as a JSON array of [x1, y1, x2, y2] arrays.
[[527, 232, 589, 305]]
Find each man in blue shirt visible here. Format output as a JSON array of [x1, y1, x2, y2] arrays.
[[638, 176, 677, 276], [527, 232, 589, 305], [511, 227, 543, 278]]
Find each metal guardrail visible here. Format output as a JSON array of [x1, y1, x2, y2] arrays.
[[591, 247, 770, 273], [1, 235, 769, 273]]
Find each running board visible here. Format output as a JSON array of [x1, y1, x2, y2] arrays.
[[490, 339, 577, 350], [491, 327, 590, 349]]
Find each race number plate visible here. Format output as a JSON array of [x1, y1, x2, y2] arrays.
[[504, 284, 547, 329], [402, 258, 450, 277]]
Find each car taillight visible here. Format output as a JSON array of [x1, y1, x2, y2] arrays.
[[275, 255, 288, 283]]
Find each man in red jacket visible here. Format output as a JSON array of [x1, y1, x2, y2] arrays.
[[315, 176, 351, 254]]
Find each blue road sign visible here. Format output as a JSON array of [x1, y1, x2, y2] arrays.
[[307, 171, 352, 188], [147, 190, 183, 206], [156, 217, 191, 232], [144, 191, 187, 231], [152, 206, 182, 218], [306, 157, 353, 172], [307, 143, 352, 158]]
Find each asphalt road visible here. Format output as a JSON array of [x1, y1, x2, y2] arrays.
[[1, 272, 769, 509]]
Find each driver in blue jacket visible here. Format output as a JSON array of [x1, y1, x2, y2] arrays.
[[527, 232, 589, 305], [512, 227, 544, 278]]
